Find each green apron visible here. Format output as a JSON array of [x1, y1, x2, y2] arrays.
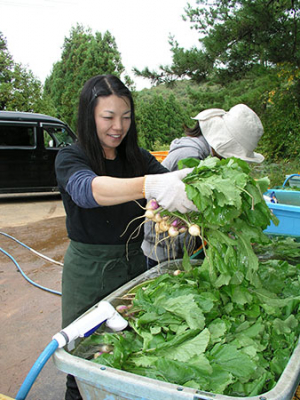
[[62, 240, 147, 328]]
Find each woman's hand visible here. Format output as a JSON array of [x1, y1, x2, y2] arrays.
[[144, 168, 197, 213]]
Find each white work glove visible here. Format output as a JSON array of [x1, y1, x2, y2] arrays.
[[144, 168, 198, 213]]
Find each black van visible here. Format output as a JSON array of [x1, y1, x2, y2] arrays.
[[0, 111, 77, 194]]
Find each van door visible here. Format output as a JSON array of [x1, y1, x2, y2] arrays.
[[39, 123, 76, 188], [0, 121, 38, 193]]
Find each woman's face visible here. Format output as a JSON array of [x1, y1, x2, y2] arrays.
[[94, 94, 131, 159]]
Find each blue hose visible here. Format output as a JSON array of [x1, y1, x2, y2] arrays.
[[0, 247, 61, 296], [0, 231, 63, 266], [0, 231, 32, 249], [282, 174, 300, 188], [15, 339, 59, 400]]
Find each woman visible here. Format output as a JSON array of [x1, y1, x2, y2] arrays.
[[142, 104, 265, 267], [55, 74, 195, 399]]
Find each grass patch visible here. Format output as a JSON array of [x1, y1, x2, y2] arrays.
[[250, 159, 300, 187]]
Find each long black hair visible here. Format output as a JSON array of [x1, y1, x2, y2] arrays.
[[184, 121, 203, 137], [77, 74, 146, 176]]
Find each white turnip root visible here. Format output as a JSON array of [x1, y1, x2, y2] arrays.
[[144, 209, 155, 220], [168, 226, 179, 237], [116, 305, 130, 314], [154, 222, 162, 234], [171, 219, 180, 227], [97, 344, 113, 353], [159, 220, 170, 232], [154, 213, 162, 222], [188, 224, 201, 236], [178, 226, 188, 233], [146, 199, 159, 210], [173, 269, 182, 276]]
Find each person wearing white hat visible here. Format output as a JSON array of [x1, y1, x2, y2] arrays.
[[193, 104, 264, 163], [142, 104, 265, 268]]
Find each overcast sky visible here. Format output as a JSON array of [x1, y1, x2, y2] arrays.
[[0, 0, 200, 90]]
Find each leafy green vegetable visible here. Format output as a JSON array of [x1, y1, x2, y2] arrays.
[[75, 157, 299, 397], [85, 257, 299, 396]]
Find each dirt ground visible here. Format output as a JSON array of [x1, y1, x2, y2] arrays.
[[0, 194, 69, 399]]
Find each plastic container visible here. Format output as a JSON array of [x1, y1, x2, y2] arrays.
[[53, 260, 300, 400], [284, 174, 300, 188], [150, 151, 169, 163], [264, 189, 300, 237]]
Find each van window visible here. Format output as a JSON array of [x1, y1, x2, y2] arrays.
[[0, 111, 77, 194], [0, 124, 35, 147], [42, 125, 75, 148]]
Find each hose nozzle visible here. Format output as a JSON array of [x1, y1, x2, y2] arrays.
[[53, 301, 128, 348]]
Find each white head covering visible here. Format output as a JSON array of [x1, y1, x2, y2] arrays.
[[192, 104, 264, 163]]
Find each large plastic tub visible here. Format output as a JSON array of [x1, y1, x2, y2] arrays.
[[53, 260, 300, 400], [264, 189, 300, 237]]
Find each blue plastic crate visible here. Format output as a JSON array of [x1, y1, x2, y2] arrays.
[[264, 189, 300, 237]]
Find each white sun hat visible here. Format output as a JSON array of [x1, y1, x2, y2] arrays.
[[192, 104, 264, 163]]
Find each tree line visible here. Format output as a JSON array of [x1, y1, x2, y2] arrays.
[[1, 0, 300, 161]]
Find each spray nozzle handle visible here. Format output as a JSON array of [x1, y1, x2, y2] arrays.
[[52, 301, 128, 348]]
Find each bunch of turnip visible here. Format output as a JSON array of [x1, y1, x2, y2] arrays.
[[145, 199, 201, 238]]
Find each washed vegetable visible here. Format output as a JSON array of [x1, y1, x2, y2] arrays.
[[145, 156, 278, 267], [83, 253, 299, 396], [77, 157, 299, 397]]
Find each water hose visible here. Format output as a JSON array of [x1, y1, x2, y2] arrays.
[[0, 247, 61, 296], [15, 339, 59, 400], [15, 301, 128, 400], [282, 174, 300, 188], [0, 231, 63, 266]]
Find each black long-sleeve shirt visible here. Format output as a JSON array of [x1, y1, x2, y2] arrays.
[[55, 144, 167, 245]]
